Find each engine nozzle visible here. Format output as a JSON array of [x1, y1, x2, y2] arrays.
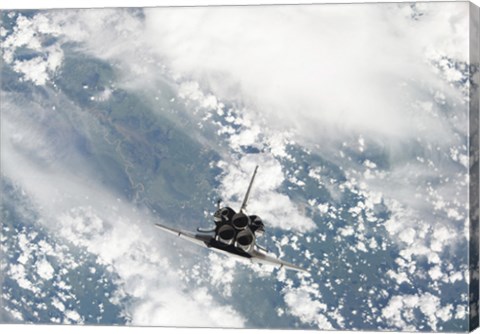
[[216, 224, 236, 245], [235, 228, 255, 253], [232, 213, 250, 230], [214, 207, 235, 225]]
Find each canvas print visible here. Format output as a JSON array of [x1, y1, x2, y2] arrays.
[[0, 1, 479, 332]]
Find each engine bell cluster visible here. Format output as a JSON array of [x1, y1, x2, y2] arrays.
[[213, 206, 265, 252]]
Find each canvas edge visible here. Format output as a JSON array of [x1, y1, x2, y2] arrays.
[[469, 1, 480, 332]]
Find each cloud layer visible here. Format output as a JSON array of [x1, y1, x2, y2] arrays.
[[1, 3, 474, 330], [142, 3, 469, 142]]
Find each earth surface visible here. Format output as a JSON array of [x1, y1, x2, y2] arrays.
[[0, 4, 477, 331]]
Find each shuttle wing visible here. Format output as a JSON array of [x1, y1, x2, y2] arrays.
[[154, 223, 212, 247], [154, 223, 308, 274], [251, 249, 309, 273]]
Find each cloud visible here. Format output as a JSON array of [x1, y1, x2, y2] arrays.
[[142, 2, 469, 142], [19, 4, 469, 144], [1, 4, 473, 330], [216, 156, 316, 232], [1, 92, 246, 327], [283, 287, 332, 329], [35, 258, 55, 280], [2, 14, 64, 85], [381, 293, 455, 331]]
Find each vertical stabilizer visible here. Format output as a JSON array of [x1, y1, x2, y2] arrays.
[[240, 166, 258, 213]]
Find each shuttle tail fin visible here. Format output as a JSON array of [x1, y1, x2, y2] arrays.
[[240, 165, 258, 213]]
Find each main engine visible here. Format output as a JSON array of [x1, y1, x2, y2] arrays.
[[234, 228, 255, 253], [249, 215, 265, 236], [232, 212, 250, 230], [213, 207, 235, 225], [216, 224, 236, 245], [213, 206, 262, 253]]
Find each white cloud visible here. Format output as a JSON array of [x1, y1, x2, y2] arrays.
[[19, 8, 317, 236], [382, 293, 448, 331], [455, 305, 467, 320], [55, 207, 245, 326], [36, 258, 55, 280], [428, 265, 443, 281], [206, 253, 238, 297], [283, 288, 332, 329], [1, 95, 246, 327], [8, 264, 40, 294], [64, 310, 83, 324], [178, 81, 218, 110], [398, 228, 416, 245], [141, 3, 468, 143], [51, 297, 66, 312], [216, 156, 316, 232], [23, 4, 469, 146], [2, 4, 473, 330], [387, 270, 411, 285], [339, 226, 354, 237], [2, 14, 64, 85]]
